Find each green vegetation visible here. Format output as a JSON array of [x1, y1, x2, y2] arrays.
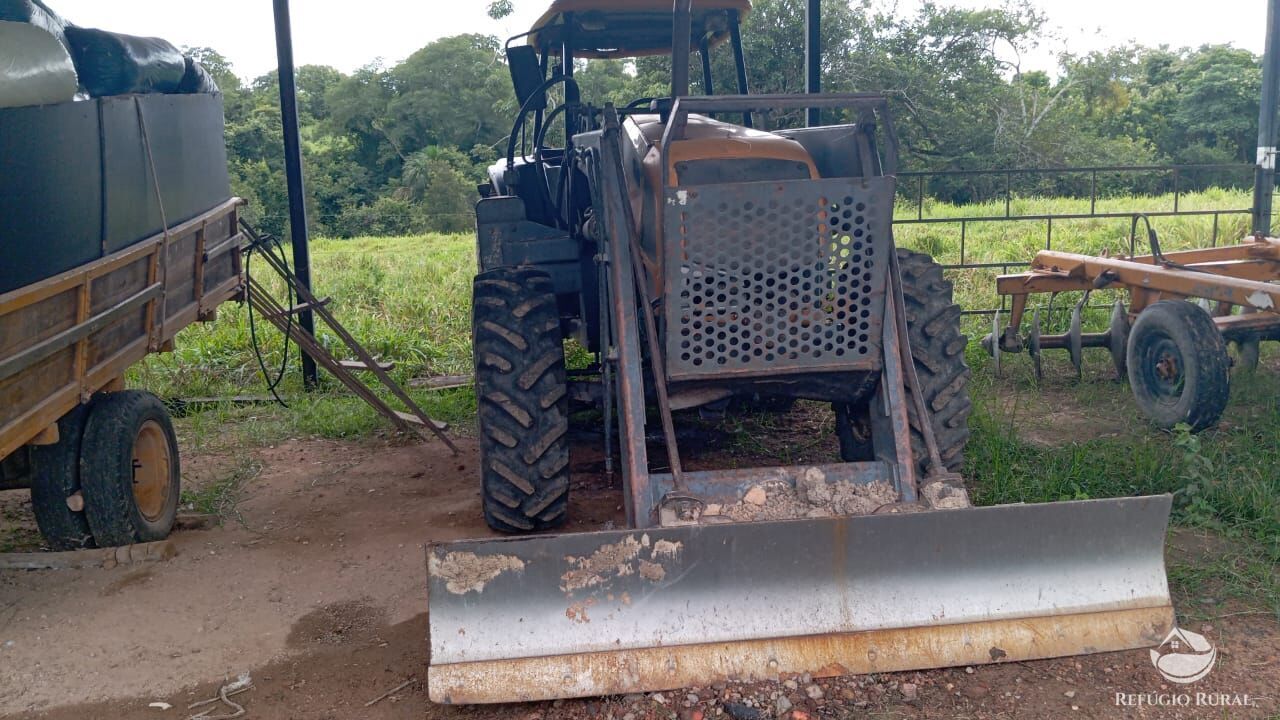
[[187, 0, 1263, 240]]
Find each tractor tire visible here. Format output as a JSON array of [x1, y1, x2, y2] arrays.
[[79, 391, 181, 547], [837, 250, 972, 474], [1126, 301, 1230, 432], [29, 403, 95, 550], [473, 267, 570, 533], [899, 249, 972, 474]]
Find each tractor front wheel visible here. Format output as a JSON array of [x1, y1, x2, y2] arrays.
[[836, 250, 972, 475], [473, 267, 570, 533]]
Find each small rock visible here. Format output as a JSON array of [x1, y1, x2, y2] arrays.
[[800, 673, 812, 684], [789, 712, 812, 720], [1071, 705, 1080, 711], [775, 696, 792, 714], [722, 701, 765, 720], [687, 693, 700, 704], [703, 504, 722, 517], [1064, 690, 1076, 699], [804, 685, 824, 700], [964, 666, 976, 674], [783, 680, 798, 691], [901, 682, 919, 701], [148, 702, 172, 710], [743, 486, 768, 506], [652, 692, 667, 705]]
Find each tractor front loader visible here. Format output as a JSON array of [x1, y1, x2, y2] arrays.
[[426, 0, 1174, 703]]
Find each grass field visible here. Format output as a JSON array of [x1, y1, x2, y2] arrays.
[[130, 189, 1279, 615]]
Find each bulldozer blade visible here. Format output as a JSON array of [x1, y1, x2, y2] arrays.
[[426, 495, 1173, 704]]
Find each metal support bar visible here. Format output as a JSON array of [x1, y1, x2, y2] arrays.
[[1256, 0, 1280, 235], [671, 0, 692, 99], [272, 0, 317, 389], [728, 10, 752, 127], [805, 0, 821, 127]]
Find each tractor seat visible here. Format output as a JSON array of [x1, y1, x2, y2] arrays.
[[626, 113, 819, 186]]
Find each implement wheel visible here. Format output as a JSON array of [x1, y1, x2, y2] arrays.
[[29, 404, 95, 550], [473, 267, 570, 533], [80, 391, 181, 546], [1127, 301, 1230, 432]]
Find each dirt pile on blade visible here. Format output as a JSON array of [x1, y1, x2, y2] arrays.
[[708, 469, 902, 522]]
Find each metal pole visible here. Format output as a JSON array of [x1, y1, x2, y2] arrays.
[[672, 0, 692, 99], [1254, 0, 1280, 236], [272, 0, 317, 389], [805, 0, 821, 127], [728, 10, 752, 127]]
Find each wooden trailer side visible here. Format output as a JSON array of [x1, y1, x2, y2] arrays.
[[0, 199, 245, 463]]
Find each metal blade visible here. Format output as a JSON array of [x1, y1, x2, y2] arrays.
[[426, 496, 1174, 703]]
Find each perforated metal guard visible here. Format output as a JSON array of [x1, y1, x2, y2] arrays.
[[663, 178, 895, 381]]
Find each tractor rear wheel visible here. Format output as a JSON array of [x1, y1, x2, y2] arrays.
[[473, 267, 570, 533], [836, 250, 972, 474]]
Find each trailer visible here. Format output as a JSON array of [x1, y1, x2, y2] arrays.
[[0, 199, 245, 549], [986, 225, 1280, 431]]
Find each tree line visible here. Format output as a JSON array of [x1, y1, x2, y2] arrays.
[[192, 0, 1263, 239]]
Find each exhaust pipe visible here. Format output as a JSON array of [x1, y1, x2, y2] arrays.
[[672, 0, 692, 98]]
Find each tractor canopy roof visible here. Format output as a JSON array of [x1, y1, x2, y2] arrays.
[[528, 0, 751, 59]]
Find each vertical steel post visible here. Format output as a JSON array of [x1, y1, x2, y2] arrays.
[[728, 10, 752, 127], [1254, 0, 1280, 235], [672, 0, 692, 99], [805, 0, 821, 127], [272, 0, 317, 388]]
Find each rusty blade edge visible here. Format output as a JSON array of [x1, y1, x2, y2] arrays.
[[428, 604, 1173, 704]]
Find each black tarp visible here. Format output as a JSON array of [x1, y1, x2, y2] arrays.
[[0, 94, 232, 294]]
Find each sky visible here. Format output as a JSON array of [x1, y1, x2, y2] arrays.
[[47, 1, 1269, 82]]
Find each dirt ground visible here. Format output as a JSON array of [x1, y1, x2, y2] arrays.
[[1, 423, 1278, 720]]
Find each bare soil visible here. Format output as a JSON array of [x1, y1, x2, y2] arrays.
[[1, 420, 1277, 720]]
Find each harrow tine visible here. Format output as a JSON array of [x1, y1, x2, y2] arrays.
[[991, 308, 1002, 378], [1069, 294, 1087, 378], [1109, 301, 1131, 379], [1029, 309, 1043, 381]]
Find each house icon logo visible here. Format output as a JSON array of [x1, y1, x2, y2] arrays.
[[1150, 627, 1217, 684]]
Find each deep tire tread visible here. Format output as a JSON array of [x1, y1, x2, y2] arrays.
[[79, 391, 180, 547], [29, 404, 95, 550], [898, 250, 973, 475], [474, 267, 570, 533]]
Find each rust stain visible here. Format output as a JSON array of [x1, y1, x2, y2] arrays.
[[429, 551, 524, 595], [429, 605, 1174, 704], [638, 560, 666, 583], [650, 539, 683, 559], [561, 535, 644, 592], [566, 598, 597, 624]]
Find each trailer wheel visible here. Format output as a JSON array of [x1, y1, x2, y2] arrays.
[[79, 391, 181, 546], [473, 267, 570, 533], [1127, 301, 1230, 432], [29, 404, 95, 550]]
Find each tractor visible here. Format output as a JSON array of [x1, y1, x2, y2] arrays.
[[425, 0, 1175, 703]]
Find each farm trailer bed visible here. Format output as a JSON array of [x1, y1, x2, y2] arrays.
[[0, 198, 245, 549]]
